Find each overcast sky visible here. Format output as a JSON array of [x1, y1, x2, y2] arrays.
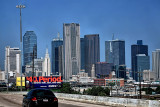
[[0, 0, 160, 70]]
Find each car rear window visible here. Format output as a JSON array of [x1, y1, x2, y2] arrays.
[[33, 90, 54, 97]]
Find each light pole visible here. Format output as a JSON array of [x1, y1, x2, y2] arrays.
[[16, 4, 25, 91]]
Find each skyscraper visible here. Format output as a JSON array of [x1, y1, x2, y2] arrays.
[[43, 48, 51, 76], [51, 33, 63, 75], [84, 34, 100, 77], [135, 54, 150, 82], [23, 31, 37, 66], [58, 45, 64, 76], [95, 62, 113, 78], [5, 46, 21, 78], [63, 23, 80, 81], [131, 40, 148, 81], [105, 39, 125, 66], [152, 49, 160, 81], [80, 38, 85, 70]]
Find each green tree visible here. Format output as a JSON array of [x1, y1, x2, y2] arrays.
[[84, 86, 110, 96], [104, 87, 110, 96], [60, 83, 72, 93], [60, 83, 81, 94], [142, 88, 154, 95], [156, 86, 160, 94]]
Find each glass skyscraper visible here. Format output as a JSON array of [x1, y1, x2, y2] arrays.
[[135, 54, 150, 82], [131, 40, 148, 81], [105, 39, 125, 66], [23, 31, 37, 66], [95, 62, 113, 78], [63, 23, 80, 81], [51, 33, 63, 75], [84, 34, 100, 77], [80, 38, 85, 70]]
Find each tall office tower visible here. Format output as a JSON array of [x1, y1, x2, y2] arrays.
[[5, 46, 21, 78], [51, 33, 63, 75], [95, 62, 113, 78], [131, 40, 148, 81], [43, 49, 51, 76], [105, 39, 125, 66], [84, 34, 100, 77], [23, 31, 37, 66], [135, 54, 150, 81], [152, 49, 160, 81], [80, 38, 85, 70], [63, 23, 80, 81]]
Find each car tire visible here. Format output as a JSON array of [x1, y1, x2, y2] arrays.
[[27, 102, 32, 107], [22, 103, 25, 107]]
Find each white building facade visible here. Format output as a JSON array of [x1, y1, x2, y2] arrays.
[[5, 46, 21, 78], [43, 49, 51, 76], [152, 49, 160, 81]]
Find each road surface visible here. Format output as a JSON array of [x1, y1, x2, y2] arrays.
[[0, 93, 110, 107]]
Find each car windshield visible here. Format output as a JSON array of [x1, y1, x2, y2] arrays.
[[33, 90, 54, 97]]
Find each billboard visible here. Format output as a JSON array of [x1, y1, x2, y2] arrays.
[[25, 76, 63, 89], [16, 77, 25, 86]]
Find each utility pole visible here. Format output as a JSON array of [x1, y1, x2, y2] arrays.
[[6, 49, 9, 93], [139, 67, 142, 99], [16, 4, 25, 91], [32, 49, 35, 89]]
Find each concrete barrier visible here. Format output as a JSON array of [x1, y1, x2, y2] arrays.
[[55, 93, 160, 107], [2, 91, 160, 107]]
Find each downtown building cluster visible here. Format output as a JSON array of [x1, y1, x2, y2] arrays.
[[1, 23, 160, 89]]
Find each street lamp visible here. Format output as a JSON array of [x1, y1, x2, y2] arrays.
[[16, 4, 25, 91]]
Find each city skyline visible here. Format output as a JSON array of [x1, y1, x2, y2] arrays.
[[1, 0, 160, 70]]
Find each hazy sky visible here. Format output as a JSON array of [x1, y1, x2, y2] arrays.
[[0, 0, 160, 70]]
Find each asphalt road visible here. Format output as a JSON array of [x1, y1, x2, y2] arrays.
[[0, 93, 109, 107], [0, 95, 21, 107]]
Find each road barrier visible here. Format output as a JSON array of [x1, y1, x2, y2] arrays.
[[2, 91, 160, 107]]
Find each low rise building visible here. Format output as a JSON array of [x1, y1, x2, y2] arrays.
[[94, 79, 105, 86], [105, 78, 125, 87], [143, 70, 155, 82]]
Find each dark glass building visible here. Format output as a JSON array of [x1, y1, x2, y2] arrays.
[[23, 31, 37, 66], [84, 34, 100, 77], [131, 40, 148, 81], [114, 65, 127, 79], [95, 62, 113, 78], [135, 54, 150, 81], [58, 45, 63, 76], [105, 39, 125, 66], [51, 34, 63, 75], [80, 38, 85, 70]]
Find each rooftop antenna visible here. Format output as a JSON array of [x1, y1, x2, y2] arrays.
[[112, 33, 114, 40], [57, 32, 60, 39], [46, 45, 48, 54]]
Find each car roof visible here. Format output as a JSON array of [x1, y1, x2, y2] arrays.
[[31, 88, 50, 91]]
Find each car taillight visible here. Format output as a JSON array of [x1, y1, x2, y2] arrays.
[[32, 97, 37, 101], [53, 97, 58, 102]]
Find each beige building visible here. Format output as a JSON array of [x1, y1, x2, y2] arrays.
[[143, 70, 155, 82], [0, 71, 5, 81], [63, 23, 80, 81]]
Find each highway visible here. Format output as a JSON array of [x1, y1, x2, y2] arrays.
[[0, 93, 109, 107]]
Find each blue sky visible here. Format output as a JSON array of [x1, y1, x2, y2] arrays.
[[0, 0, 160, 70]]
